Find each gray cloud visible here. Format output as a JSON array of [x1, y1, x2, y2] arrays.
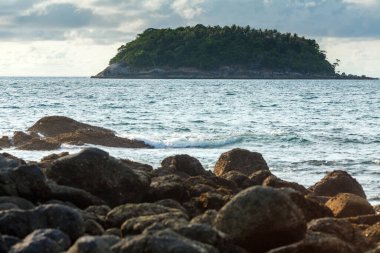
[[0, 0, 379, 43]]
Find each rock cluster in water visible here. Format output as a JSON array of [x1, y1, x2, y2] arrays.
[[1, 142, 380, 252], [0, 116, 151, 150]]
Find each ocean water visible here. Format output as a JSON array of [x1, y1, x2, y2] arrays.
[[1, 77, 379, 203]]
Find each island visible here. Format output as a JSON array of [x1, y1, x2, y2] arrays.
[[93, 25, 376, 79]]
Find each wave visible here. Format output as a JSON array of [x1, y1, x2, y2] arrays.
[[136, 135, 244, 149]]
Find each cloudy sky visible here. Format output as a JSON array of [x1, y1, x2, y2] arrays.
[[0, 0, 379, 77]]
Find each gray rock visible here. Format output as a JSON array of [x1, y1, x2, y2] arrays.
[[112, 229, 219, 253], [214, 186, 306, 253], [45, 148, 151, 206], [106, 203, 184, 227], [9, 229, 70, 253], [67, 235, 120, 253], [0, 204, 84, 241]]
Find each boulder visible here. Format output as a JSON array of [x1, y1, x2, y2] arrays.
[[84, 219, 105, 236], [190, 210, 218, 226], [47, 181, 105, 208], [0, 164, 51, 201], [39, 152, 69, 168], [262, 175, 310, 195], [214, 186, 306, 252], [148, 176, 189, 202], [106, 203, 185, 228], [67, 235, 120, 253], [267, 231, 356, 253], [0, 204, 84, 241], [309, 170, 366, 198], [111, 229, 218, 253], [0, 136, 11, 148], [364, 222, 380, 244], [0, 235, 20, 253], [0, 153, 25, 170], [9, 229, 71, 253], [326, 193, 375, 218], [214, 148, 269, 176], [345, 214, 380, 226], [308, 218, 370, 252], [0, 197, 34, 210], [220, 171, 252, 189], [160, 155, 207, 176], [27, 116, 150, 149], [249, 169, 273, 185], [45, 148, 151, 206]]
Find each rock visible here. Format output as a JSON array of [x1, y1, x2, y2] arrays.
[[154, 199, 187, 214], [106, 203, 185, 228], [112, 229, 218, 253], [0, 136, 11, 148], [12, 131, 34, 147], [39, 152, 69, 168], [85, 205, 111, 217], [104, 228, 122, 237], [309, 170, 366, 199], [0, 197, 34, 210], [248, 169, 273, 185], [0, 235, 20, 253], [308, 218, 370, 252], [0, 164, 51, 201], [148, 176, 189, 202], [197, 192, 226, 211], [214, 148, 269, 176], [27, 116, 150, 149], [9, 229, 71, 253], [282, 189, 333, 222], [267, 231, 356, 253], [0, 153, 25, 170], [0, 204, 84, 241], [262, 175, 310, 195], [345, 215, 380, 226], [220, 171, 252, 189], [364, 222, 380, 244], [120, 159, 153, 173], [84, 219, 105, 236], [184, 175, 238, 197], [326, 193, 375, 218], [190, 210, 218, 226], [17, 139, 61, 151], [214, 186, 306, 252], [67, 235, 120, 253], [161, 155, 207, 176], [47, 181, 105, 208], [45, 148, 151, 206], [121, 211, 189, 236]]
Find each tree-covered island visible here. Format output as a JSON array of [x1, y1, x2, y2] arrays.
[[93, 25, 374, 79]]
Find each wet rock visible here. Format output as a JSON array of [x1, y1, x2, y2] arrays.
[[27, 116, 150, 148], [121, 212, 189, 236], [9, 229, 71, 253], [106, 203, 185, 228], [47, 181, 105, 208], [17, 139, 61, 151], [12, 131, 34, 147], [326, 193, 375, 218], [67, 235, 120, 253], [214, 148, 269, 176], [309, 170, 366, 198], [0, 197, 34, 210], [0, 204, 84, 241], [0, 235, 20, 253], [364, 222, 380, 244], [267, 231, 356, 253], [190, 210, 218, 226], [112, 229, 218, 253], [262, 175, 310, 195], [161, 154, 207, 176], [214, 186, 306, 253], [308, 217, 370, 252], [45, 148, 151, 206], [0, 164, 51, 201]]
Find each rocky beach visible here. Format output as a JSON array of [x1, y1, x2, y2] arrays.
[[1, 116, 380, 253]]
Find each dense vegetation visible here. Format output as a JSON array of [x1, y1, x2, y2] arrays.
[[110, 25, 335, 74]]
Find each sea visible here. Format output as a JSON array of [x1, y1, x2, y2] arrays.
[[0, 77, 379, 203]]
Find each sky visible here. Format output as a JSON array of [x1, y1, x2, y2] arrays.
[[0, 0, 379, 77]]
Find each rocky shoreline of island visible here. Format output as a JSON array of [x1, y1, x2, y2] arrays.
[[1, 117, 380, 252], [92, 62, 377, 80]]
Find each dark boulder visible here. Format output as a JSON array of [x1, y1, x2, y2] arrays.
[[364, 222, 380, 244], [262, 175, 310, 195], [161, 154, 207, 176], [9, 229, 71, 253], [309, 170, 366, 198], [0, 197, 34, 210], [67, 235, 120, 253], [45, 148, 151, 206], [214, 148, 269, 176], [0, 235, 20, 253], [248, 169, 273, 185], [214, 186, 306, 252], [326, 193, 375, 218], [0, 136, 11, 148]]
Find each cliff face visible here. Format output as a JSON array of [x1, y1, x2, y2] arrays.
[[93, 62, 342, 79]]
